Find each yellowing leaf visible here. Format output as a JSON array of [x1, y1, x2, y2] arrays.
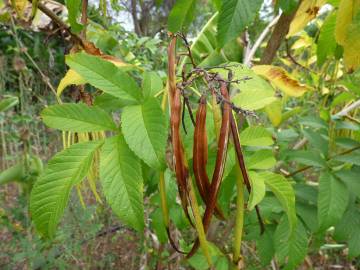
[[335, 0, 360, 45], [12, 0, 28, 18], [252, 65, 311, 97], [57, 69, 86, 96], [342, 13, 360, 71], [265, 99, 282, 127], [287, 0, 326, 37]]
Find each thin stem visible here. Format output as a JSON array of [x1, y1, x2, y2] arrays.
[[286, 145, 360, 178], [233, 163, 245, 264]]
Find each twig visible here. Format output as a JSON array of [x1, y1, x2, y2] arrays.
[[286, 145, 360, 178], [334, 99, 360, 117], [285, 40, 315, 73], [28, 0, 84, 46], [244, 13, 282, 66]]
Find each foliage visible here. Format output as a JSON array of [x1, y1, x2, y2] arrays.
[[1, 0, 360, 269]]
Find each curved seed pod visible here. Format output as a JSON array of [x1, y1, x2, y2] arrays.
[[187, 81, 231, 258], [230, 113, 265, 234], [168, 36, 194, 226], [193, 95, 225, 220]]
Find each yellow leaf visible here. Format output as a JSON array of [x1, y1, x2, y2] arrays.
[[335, 0, 360, 45], [265, 99, 282, 127], [12, 0, 28, 18], [252, 65, 311, 97], [343, 19, 360, 72], [287, 0, 326, 37], [57, 69, 86, 96]]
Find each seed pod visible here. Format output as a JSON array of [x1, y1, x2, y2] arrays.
[[187, 81, 231, 258], [193, 95, 225, 220], [168, 36, 194, 226], [230, 113, 265, 234]]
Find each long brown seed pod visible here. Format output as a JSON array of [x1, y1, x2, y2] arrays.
[[193, 95, 225, 220], [187, 81, 231, 258], [168, 36, 194, 226], [230, 113, 265, 234]]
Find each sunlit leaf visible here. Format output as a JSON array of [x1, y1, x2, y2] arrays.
[[248, 171, 265, 211], [335, 0, 360, 45], [252, 65, 311, 97], [66, 52, 142, 103], [57, 69, 86, 96], [41, 103, 117, 132], [265, 99, 282, 127], [287, 0, 326, 37], [246, 149, 276, 170], [240, 126, 273, 146], [317, 12, 337, 66]]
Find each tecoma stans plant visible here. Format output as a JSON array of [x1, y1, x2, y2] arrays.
[[2, 0, 360, 269]]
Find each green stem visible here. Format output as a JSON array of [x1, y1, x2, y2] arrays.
[[159, 171, 169, 227], [187, 178, 212, 266], [233, 163, 245, 264]]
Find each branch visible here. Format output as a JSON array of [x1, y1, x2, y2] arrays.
[[334, 99, 360, 117], [244, 13, 282, 66], [260, 9, 298, 64], [28, 0, 84, 46], [286, 145, 360, 178]]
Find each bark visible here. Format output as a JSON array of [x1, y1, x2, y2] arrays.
[[260, 11, 297, 64]]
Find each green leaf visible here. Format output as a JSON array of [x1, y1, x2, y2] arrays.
[[317, 12, 337, 66], [259, 171, 297, 236], [93, 93, 128, 112], [277, 0, 299, 14], [100, 136, 144, 232], [246, 149, 276, 170], [65, 0, 83, 33], [121, 98, 167, 169], [142, 71, 163, 99], [41, 103, 117, 132], [332, 150, 360, 165], [285, 150, 327, 168], [318, 171, 349, 231], [336, 167, 360, 199], [248, 171, 265, 210], [167, 0, 197, 33], [257, 231, 275, 266], [334, 206, 360, 258], [212, 0, 221, 10], [240, 126, 273, 146], [66, 52, 142, 103], [217, 0, 262, 47], [30, 140, 103, 238], [233, 89, 276, 111], [302, 129, 329, 157], [296, 202, 318, 232], [0, 96, 18, 112], [214, 64, 276, 111], [274, 216, 308, 270]]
